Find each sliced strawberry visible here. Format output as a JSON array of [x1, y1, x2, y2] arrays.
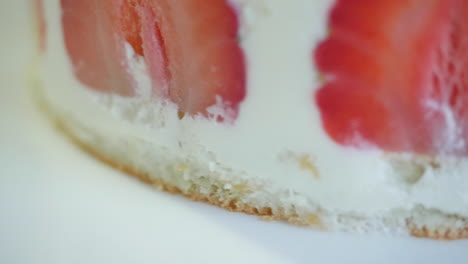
[[160, 0, 246, 116], [124, 0, 246, 117], [61, 0, 134, 95], [315, 0, 468, 155], [115, 0, 170, 97], [33, 0, 46, 52], [61, 0, 245, 119], [117, 0, 144, 56]]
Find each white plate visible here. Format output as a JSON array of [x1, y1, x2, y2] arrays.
[[1, 1, 467, 263]]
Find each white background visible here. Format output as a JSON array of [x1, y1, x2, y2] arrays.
[[1, 0, 467, 263]]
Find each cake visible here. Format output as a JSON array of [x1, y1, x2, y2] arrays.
[[32, 0, 468, 239]]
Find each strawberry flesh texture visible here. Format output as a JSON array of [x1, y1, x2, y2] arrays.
[[315, 0, 468, 155], [160, 0, 246, 116], [61, 0, 134, 95], [61, 0, 246, 118], [116, 0, 170, 97]]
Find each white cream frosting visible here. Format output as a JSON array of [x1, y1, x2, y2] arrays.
[[39, 0, 468, 216]]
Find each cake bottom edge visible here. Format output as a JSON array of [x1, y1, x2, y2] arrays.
[[33, 82, 468, 240], [51, 110, 325, 228]]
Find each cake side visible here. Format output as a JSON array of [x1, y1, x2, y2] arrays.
[[33, 78, 468, 239], [33, 0, 468, 239]]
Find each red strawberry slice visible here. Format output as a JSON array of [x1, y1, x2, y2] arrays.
[[315, 0, 468, 155], [61, 0, 135, 95], [61, 0, 246, 119], [115, 0, 170, 97], [157, 0, 246, 116], [33, 0, 46, 52]]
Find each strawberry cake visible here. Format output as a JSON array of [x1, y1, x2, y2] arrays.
[[32, 0, 468, 239]]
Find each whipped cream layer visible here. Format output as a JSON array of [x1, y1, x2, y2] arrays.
[[38, 0, 468, 216]]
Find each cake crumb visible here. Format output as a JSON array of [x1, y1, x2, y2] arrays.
[[260, 215, 275, 222], [176, 164, 189, 171], [279, 151, 320, 178], [298, 154, 320, 178]]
